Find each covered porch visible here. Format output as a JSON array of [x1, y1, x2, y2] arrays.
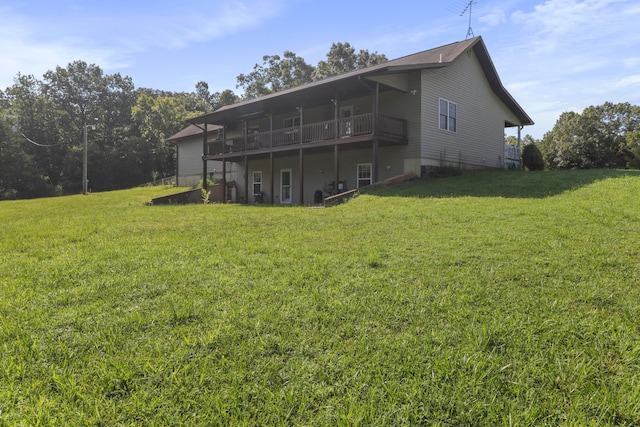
[[191, 77, 410, 205]]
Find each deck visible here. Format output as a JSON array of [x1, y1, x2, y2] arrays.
[[205, 113, 407, 160]]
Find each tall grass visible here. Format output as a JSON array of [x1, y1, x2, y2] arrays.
[[1, 170, 639, 425]]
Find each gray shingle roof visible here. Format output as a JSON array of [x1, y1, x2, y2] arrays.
[[189, 36, 533, 127]]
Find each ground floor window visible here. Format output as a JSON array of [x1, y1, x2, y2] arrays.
[[357, 163, 372, 188], [252, 171, 262, 195]]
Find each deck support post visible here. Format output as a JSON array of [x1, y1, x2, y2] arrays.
[[269, 152, 274, 204], [222, 158, 227, 203], [269, 114, 273, 148], [373, 138, 379, 184], [334, 144, 339, 194], [331, 98, 338, 140], [202, 123, 208, 189], [372, 82, 380, 184], [299, 148, 304, 205], [244, 156, 249, 204]]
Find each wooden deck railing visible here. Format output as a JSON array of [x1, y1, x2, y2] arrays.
[[206, 113, 407, 156]]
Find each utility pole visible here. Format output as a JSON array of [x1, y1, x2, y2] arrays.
[[82, 120, 97, 195]]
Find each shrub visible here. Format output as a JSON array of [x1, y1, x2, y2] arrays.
[[522, 144, 545, 171]]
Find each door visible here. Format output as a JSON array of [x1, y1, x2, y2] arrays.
[[280, 169, 292, 204], [339, 105, 353, 137]]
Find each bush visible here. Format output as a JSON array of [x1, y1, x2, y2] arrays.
[[522, 144, 545, 171]]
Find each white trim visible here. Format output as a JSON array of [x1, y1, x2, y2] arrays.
[[357, 163, 372, 188], [439, 98, 457, 132], [280, 169, 292, 204], [252, 170, 262, 195]]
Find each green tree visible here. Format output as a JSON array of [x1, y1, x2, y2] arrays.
[[0, 94, 39, 199], [236, 43, 388, 99], [522, 143, 545, 170], [541, 102, 640, 169], [621, 130, 640, 168], [237, 51, 314, 99], [313, 42, 387, 80], [40, 61, 137, 191], [6, 62, 139, 194], [4, 74, 62, 196], [132, 89, 202, 179], [505, 134, 538, 146], [195, 81, 238, 112]]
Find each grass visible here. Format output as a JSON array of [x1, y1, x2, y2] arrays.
[[1, 169, 639, 426]]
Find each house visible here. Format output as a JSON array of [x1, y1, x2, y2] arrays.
[[167, 124, 237, 190], [185, 36, 533, 205]]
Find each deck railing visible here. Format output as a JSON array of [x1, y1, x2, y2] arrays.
[[504, 144, 522, 169], [206, 113, 407, 156]]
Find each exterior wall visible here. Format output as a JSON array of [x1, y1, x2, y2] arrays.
[[420, 49, 521, 168], [240, 145, 408, 205], [176, 137, 234, 188], [379, 71, 422, 175]]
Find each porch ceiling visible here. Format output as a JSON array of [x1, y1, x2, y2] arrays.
[[192, 76, 394, 126]]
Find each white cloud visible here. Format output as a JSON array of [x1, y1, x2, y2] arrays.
[[511, 0, 640, 52], [479, 12, 506, 26], [492, 0, 640, 137], [615, 75, 640, 88], [0, 1, 287, 90]]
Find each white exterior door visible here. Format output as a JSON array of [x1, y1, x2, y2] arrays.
[[280, 169, 292, 204], [339, 105, 353, 137]]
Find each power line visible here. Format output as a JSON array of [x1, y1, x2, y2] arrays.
[[17, 130, 62, 147]]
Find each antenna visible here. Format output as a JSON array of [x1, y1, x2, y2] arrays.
[[459, 0, 476, 39]]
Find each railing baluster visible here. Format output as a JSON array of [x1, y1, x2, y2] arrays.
[[205, 113, 408, 158]]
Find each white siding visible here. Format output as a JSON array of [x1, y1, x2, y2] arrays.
[[420, 49, 521, 168], [379, 71, 422, 163], [176, 137, 227, 187]]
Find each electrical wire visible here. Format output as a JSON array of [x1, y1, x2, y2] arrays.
[[19, 131, 62, 147]]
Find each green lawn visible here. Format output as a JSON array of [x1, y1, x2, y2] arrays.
[[1, 169, 639, 426]]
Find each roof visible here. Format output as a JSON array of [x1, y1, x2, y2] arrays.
[[166, 123, 223, 144], [189, 36, 533, 127]]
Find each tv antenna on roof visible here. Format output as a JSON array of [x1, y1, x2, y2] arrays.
[[460, 0, 477, 39]]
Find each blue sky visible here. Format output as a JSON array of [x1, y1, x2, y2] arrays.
[[1, 0, 639, 139]]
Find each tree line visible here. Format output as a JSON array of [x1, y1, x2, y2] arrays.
[[0, 43, 386, 200], [2, 40, 638, 199]]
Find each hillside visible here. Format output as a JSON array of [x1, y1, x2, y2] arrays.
[[1, 169, 639, 425]]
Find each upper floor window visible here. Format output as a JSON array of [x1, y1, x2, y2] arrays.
[[439, 99, 457, 132], [283, 116, 301, 129]]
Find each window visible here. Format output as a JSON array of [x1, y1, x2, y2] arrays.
[[439, 98, 457, 132], [252, 171, 262, 195], [283, 116, 301, 129], [357, 163, 372, 188]]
